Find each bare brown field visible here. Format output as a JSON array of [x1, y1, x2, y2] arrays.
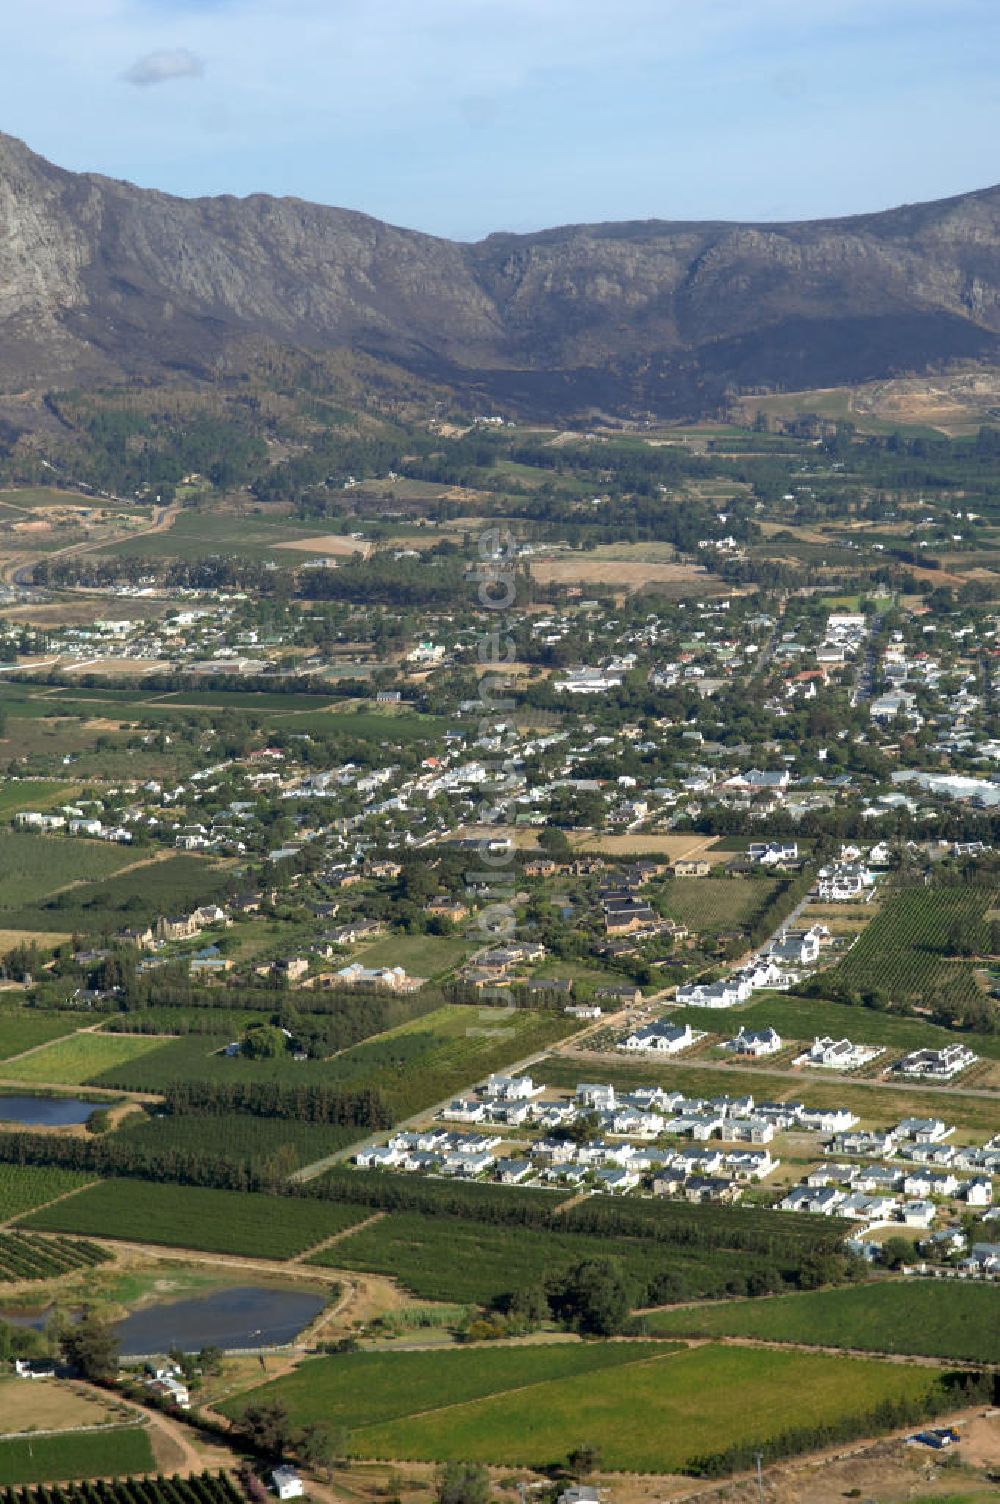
[[0, 927, 73, 949], [572, 833, 726, 860], [274, 533, 372, 556], [0, 1376, 124, 1432]]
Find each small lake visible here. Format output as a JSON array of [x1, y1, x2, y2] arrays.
[[114, 1285, 327, 1356], [0, 1094, 98, 1126]]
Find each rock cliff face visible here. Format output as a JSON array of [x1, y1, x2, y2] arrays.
[[3, 131, 1000, 414]]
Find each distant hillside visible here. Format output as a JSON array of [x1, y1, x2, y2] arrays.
[[3, 131, 1000, 417]]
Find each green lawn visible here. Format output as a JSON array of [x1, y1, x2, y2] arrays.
[[21, 1179, 370, 1259], [0, 1011, 85, 1062], [0, 1428, 154, 1486], [640, 1280, 1000, 1365], [221, 1342, 668, 1431], [344, 1344, 940, 1473], [2, 1032, 170, 1085]]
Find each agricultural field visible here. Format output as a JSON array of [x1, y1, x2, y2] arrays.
[[0, 1010, 85, 1062], [99, 507, 359, 563], [351, 931, 474, 979], [640, 1280, 1000, 1364], [309, 1191, 846, 1305], [0, 781, 80, 818], [21, 1178, 371, 1258], [0, 1163, 94, 1221], [0, 1231, 110, 1282], [308, 1210, 742, 1304], [92, 1005, 576, 1120], [0, 1375, 123, 1435], [2, 1031, 171, 1085], [673, 993, 1000, 1061], [0, 832, 137, 911], [118, 1110, 362, 1171], [222, 1341, 669, 1431], [0, 852, 234, 935], [0, 1430, 155, 1488], [1, 1474, 242, 1504], [335, 1344, 941, 1473], [663, 876, 781, 932], [823, 884, 997, 1007]]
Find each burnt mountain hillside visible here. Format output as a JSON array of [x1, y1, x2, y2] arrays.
[[3, 131, 1000, 416]]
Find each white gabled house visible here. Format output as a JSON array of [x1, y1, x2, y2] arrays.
[[618, 1021, 695, 1055], [724, 1025, 782, 1057]]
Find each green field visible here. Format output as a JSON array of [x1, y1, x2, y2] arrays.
[[0, 832, 137, 910], [664, 876, 780, 932], [0, 1011, 85, 1062], [119, 1110, 362, 1171], [0, 1163, 94, 1221], [824, 885, 996, 1007], [674, 993, 1000, 1061], [309, 1210, 758, 1305], [100, 508, 352, 563], [0, 1429, 154, 1487], [222, 1342, 668, 1431], [310, 1344, 941, 1473], [2, 1032, 170, 1085], [21, 1178, 370, 1258], [92, 1005, 576, 1119], [0, 1231, 110, 1282], [0, 851, 233, 934], [353, 932, 473, 979], [0, 781, 81, 818], [640, 1281, 1000, 1364]]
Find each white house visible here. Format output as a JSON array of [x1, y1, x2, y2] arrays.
[[619, 1021, 694, 1055], [724, 1026, 782, 1057], [796, 1035, 883, 1071], [272, 1468, 304, 1501], [967, 1177, 994, 1207]]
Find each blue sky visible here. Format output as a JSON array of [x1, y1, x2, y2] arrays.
[[5, 0, 999, 239]]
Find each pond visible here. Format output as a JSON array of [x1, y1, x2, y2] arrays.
[[114, 1285, 327, 1356], [0, 1094, 99, 1126]]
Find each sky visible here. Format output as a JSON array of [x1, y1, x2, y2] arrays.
[[4, 0, 1000, 241]]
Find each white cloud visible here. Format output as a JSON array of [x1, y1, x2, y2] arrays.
[[122, 47, 204, 87]]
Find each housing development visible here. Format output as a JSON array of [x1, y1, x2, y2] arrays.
[[0, 400, 998, 1502]]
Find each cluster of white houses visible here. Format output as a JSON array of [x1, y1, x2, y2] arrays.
[[352, 1077, 875, 1202], [780, 1119, 999, 1245]]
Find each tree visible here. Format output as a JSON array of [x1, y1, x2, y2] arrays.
[[500, 1283, 550, 1328], [566, 1444, 603, 1477], [60, 1312, 120, 1382], [436, 1462, 491, 1504], [238, 1398, 294, 1457], [241, 1024, 287, 1059], [549, 1258, 632, 1336], [537, 825, 572, 859], [298, 1421, 347, 1478], [881, 1236, 920, 1270]]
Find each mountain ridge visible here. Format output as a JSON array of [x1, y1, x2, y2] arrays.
[[3, 131, 1000, 416]]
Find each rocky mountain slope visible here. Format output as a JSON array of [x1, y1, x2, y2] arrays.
[[3, 131, 1000, 416]]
